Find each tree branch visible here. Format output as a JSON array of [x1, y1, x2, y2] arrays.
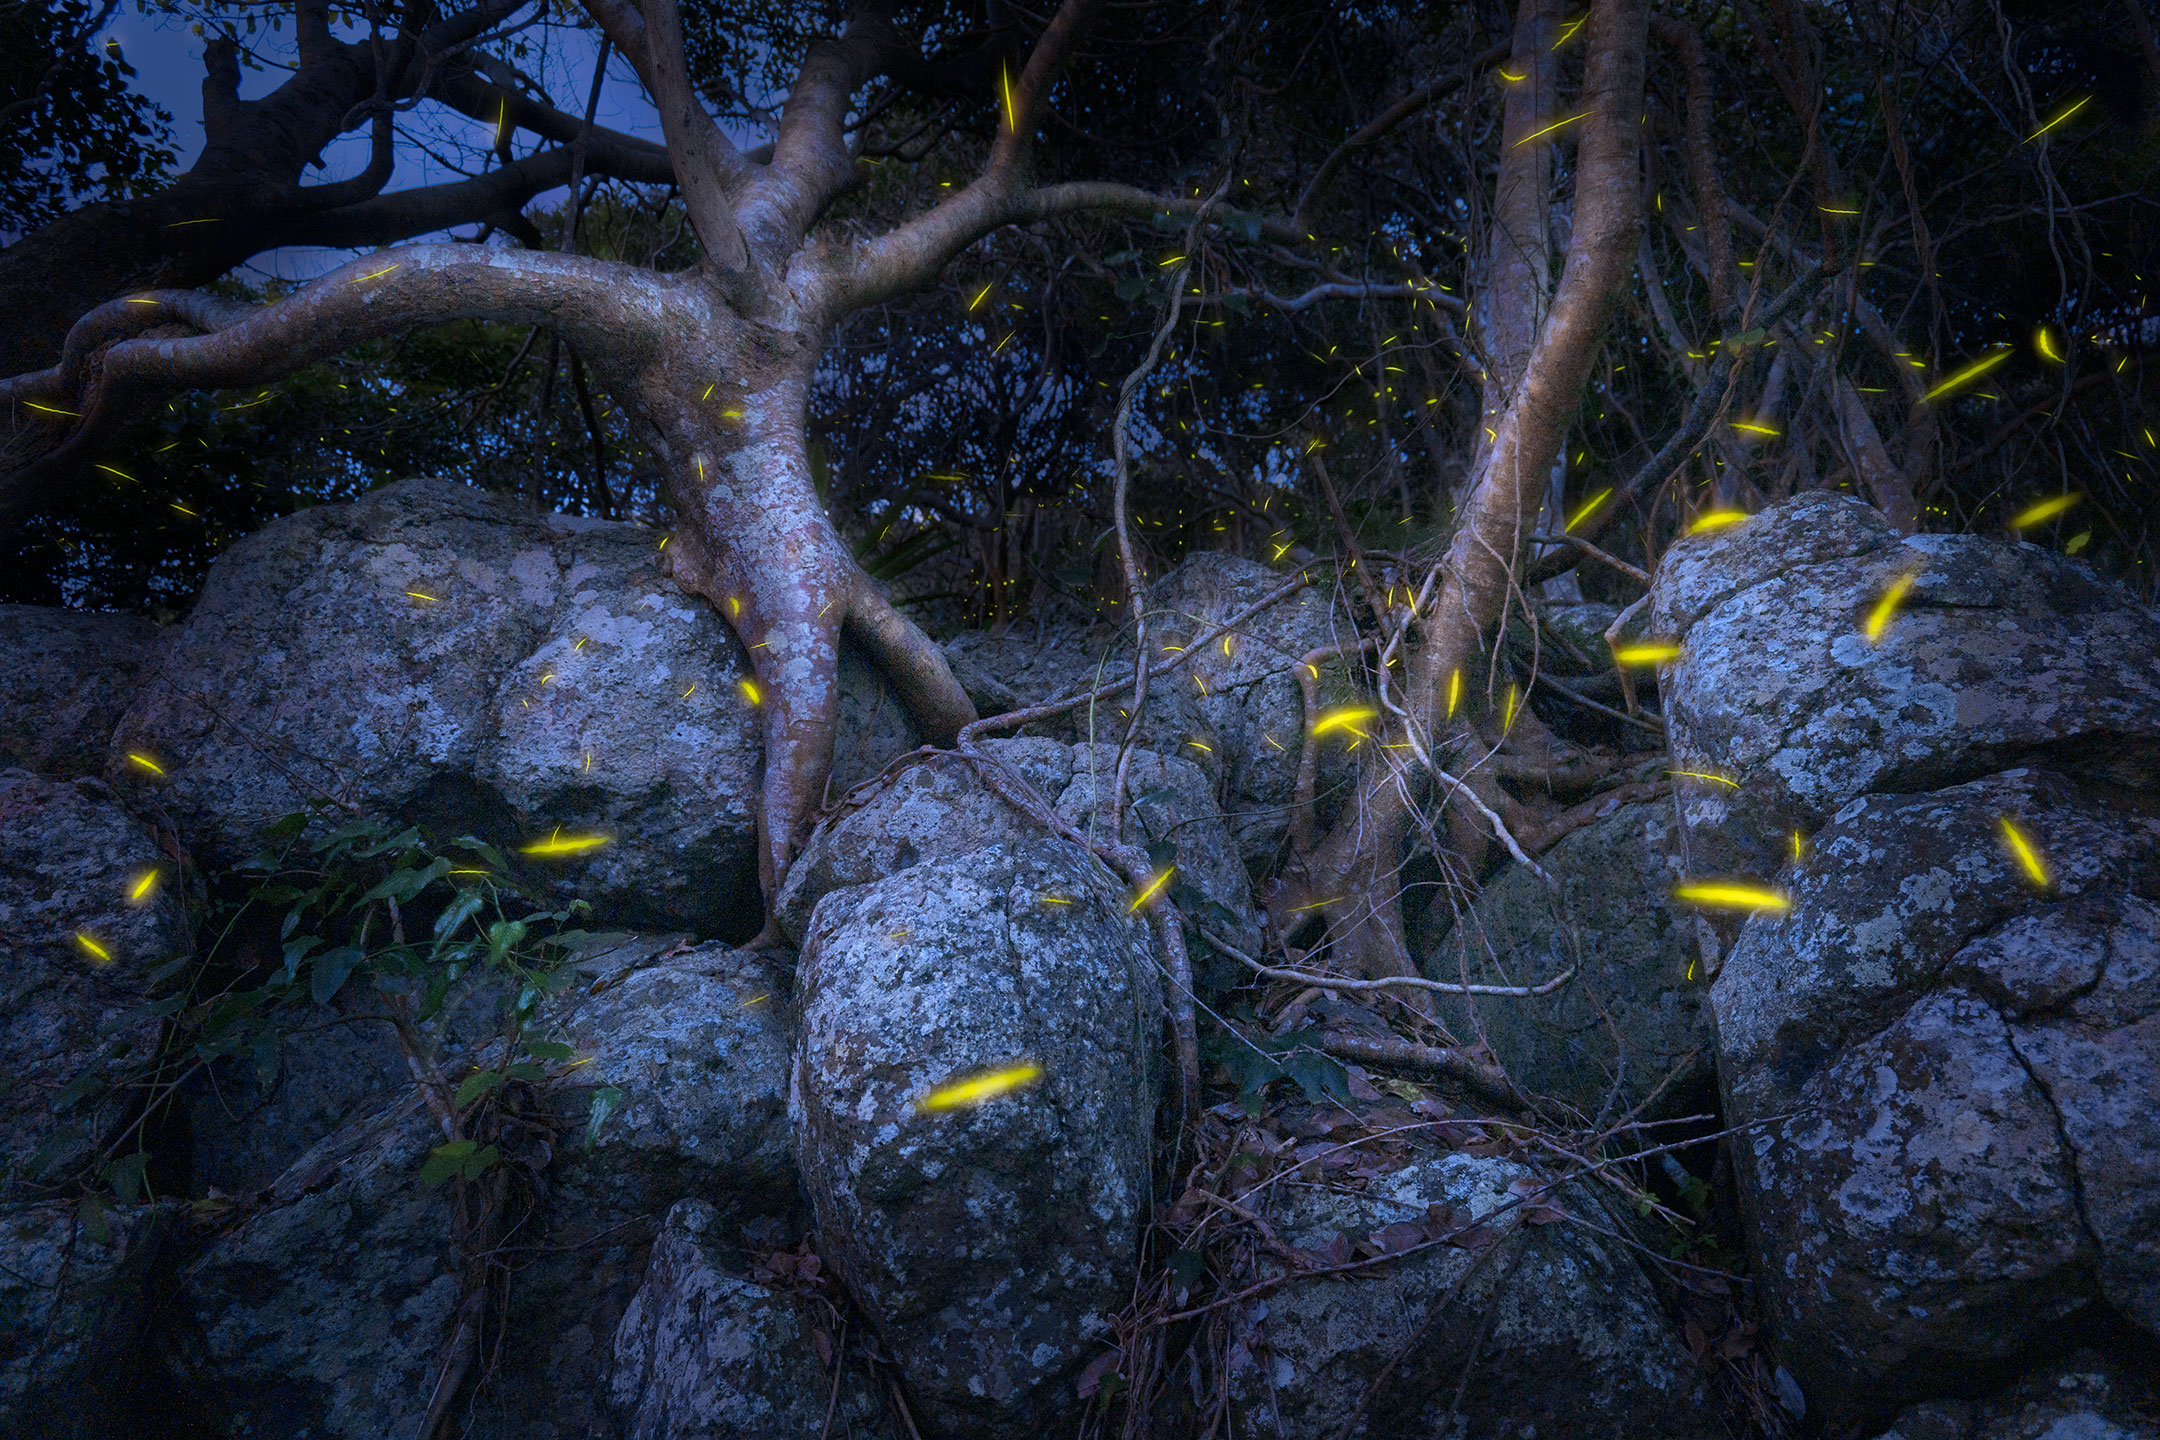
[[1293, 39, 1511, 233]]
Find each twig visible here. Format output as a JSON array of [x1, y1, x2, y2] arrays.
[[1199, 924, 1574, 998], [1525, 532, 1651, 584]]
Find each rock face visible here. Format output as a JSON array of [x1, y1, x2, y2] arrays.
[[104, 478, 922, 939], [776, 736, 1260, 955], [0, 770, 187, 1188], [173, 941, 803, 1439], [610, 1199, 893, 1440], [791, 840, 1163, 1439], [1647, 493, 2160, 881], [1870, 1350, 2159, 1440], [1712, 767, 2160, 1423], [0, 606, 157, 777], [1428, 799, 1712, 1117], [1223, 1152, 1716, 1438]]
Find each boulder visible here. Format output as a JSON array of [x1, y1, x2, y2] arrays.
[[775, 736, 1260, 955], [0, 770, 187, 1189], [0, 606, 157, 777], [1712, 767, 2160, 1423], [609, 1198, 894, 1439], [1647, 493, 2160, 882], [1427, 799, 1713, 1117], [791, 839, 1163, 1439], [0, 1200, 192, 1438], [106, 478, 924, 940], [1870, 1351, 2159, 1440], [1222, 1152, 1717, 1438], [174, 940, 802, 1439]]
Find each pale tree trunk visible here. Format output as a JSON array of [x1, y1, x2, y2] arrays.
[[1278, 0, 1650, 984], [1473, 0, 1561, 476]]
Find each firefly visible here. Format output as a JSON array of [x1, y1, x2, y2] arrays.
[[1311, 706, 1377, 738], [2024, 96, 2090, 143], [127, 869, 160, 903], [1128, 868, 1175, 912], [920, 1061, 1042, 1113], [75, 932, 115, 964], [1863, 572, 1917, 644], [1446, 668, 1463, 718], [1564, 487, 1612, 532], [518, 830, 610, 858], [1922, 349, 2012, 403], [406, 591, 438, 603], [95, 464, 134, 482], [998, 62, 1018, 133], [125, 752, 165, 776], [1672, 881, 1790, 914], [1669, 770, 1739, 789], [2009, 494, 2081, 531], [1612, 642, 1681, 666], [2034, 327, 2065, 364], [1730, 421, 1780, 438], [1791, 831, 1807, 862], [739, 679, 763, 706], [353, 264, 399, 284], [1998, 817, 2051, 888], [1689, 509, 1748, 534], [1514, 112, 1588, 147], [1502, 684, 1520, 731]]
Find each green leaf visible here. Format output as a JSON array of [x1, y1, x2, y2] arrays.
[[487, 919, 528, 967], [460, 1144, 501, 1181], [309, 945, 367, 1005], [504, 1062, 546, 1085], [449, 835, 509, 871], [1166, 1248, 1210, 1293], [107, 1151, 150, 1205], [281, 934, 322, 976], [452, 1069, 506, 1108], [585, 1085, 625, 1149], [432, 889, 486, 949], [52, 1073, 107, 1113], [360, 856, 450, 904], [525, 1040, 577, 1062], [420, 1138, 478, 1187]]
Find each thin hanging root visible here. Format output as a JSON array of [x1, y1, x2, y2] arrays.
[[1199, 924, 1575, 998]]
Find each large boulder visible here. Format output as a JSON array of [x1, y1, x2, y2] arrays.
[[0, 770, 187, 1189], [106, 478, 923, 939], [172, 940, 801, 1439], [1427, 799, 1713, 1117], [1869, 1350, 2159, 1440], [609, 1198, 894, 1439], [791, 839, 1163, 1439], [775, 736, 1260, 955], [1647, 493, 2160, 882], [0, 606, 157, 777], [1713, 767, 2160, 1424], [1222, 1152, 1716, 1438]]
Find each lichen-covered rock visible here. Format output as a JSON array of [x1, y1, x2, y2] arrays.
[[0, 606, 157, 777], [1223, 1152, 1716, 1438], [1870, 1351, 2159, 1440], [1647, 493, 2160, 881], [1427, 800, 1712, 1116], [1713, 767, 2160, 1424], [791, 840, 1163, 1439], [776, 737, 1259, 955], [610, 1198, 893, 1440], [104, 478, 923, 939], [0, 770, 187, 1188], [0, 1200, 187, 1438]]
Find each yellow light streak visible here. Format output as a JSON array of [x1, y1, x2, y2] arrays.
[[125, 752, 165, 776], [1863, 572, 1917, 644], [739, 679, 763, 706], [1158, 254, 1185, 268], [2034, 327, 2065, 364], [998, 62, 1018, 133], [75, 932, 114, 964], [1730, 421, 1780, 437], [2024, 96, 2090, 143], [1611, 642, 1680, 666], [128, 869, 160, 903], [1998, 817, 2051, 887], [2009, 493, 2081, 531], [1186, 739, 1213, 754], [1128, 868, 1174, 912], [126, 297, 160, 306], [353, 264, 399, 284], [1817, 206, 1860, 216], [22, 402, 79, 416], [1446, 668, 1463, 718], [1672, 881, 1790, 914], [702, 383, 717, 401], [1514, 112, 1588, 147], [1502, 684, 1519, 732], [95, 464, 134, 482], [1689, 509, 1749, 534], [171, 503, 197, 517], [920, 1061, 1042, 1113], [518, 830, 610, 858], [1922, 349, 2011, 403], [1791, 830, 1807, 862], [406, 591, 438, 602], [162, 218, 221, 227], [1564, 487, 1612, 532], [1311, 706, 1377, 738], [1039, 895, 1072, 906], [1669, 770, 1739, 789], [1498, 67, 1525, 82], [968, 282, 993, 313], [1553, 15, 1586, 47]]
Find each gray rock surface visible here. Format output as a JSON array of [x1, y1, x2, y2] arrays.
[[1428, 799, 1713, 1117], [775, 736, 1260, 955], [105, 478, 923, 939], [0, 1200, 183, 1438], [609, 1198, 893, 1440], [1712, 767, 2160, 1422], [1871, 1351, 2159, 1440], [1647, 492, 2160, 881], [1223, 1152, 1716, 1438], [0, 770, 186, 1188], [0, 606, 157, 777], [791, 839, 1163, 1439]]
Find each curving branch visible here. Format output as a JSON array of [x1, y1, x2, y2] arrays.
[[1651, 17, 1737, 321], [275, 143, 672, 251], [1292, 39, 1511, 234], [1224, 281, 1466, 315]]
